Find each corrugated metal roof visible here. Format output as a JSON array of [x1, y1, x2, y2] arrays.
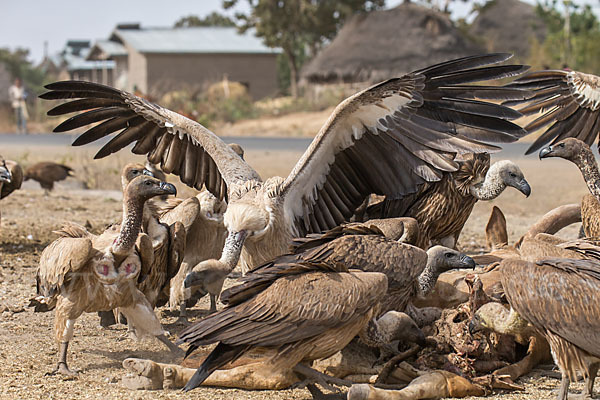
[[114, 27, 281, 54], [64, 47, 115, 71], [93, 40, 128, 57]]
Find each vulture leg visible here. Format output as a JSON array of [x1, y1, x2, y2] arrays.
[[557, 374, 569, 400], [49, 299, 82, 376], [209, 293, 217, 313], [46, 341, 79, 376], [176, 302, 189, 325], [583, 362, 599, 399]]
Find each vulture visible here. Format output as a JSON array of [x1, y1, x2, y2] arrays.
[[41, 53, 531, 272], [581, 194, 600, 237], [504, 69, 600, 155], [539, 138, 600, 201], [177, 227, 438, 392], [24, 161, 74, 193], [362, 154, 531, 247], [0, 155, 23, 229], [162, 190, 228, 318], [500, 257, 600, 400], [290, 224, 476, 315], [34, 175, 179, 375]]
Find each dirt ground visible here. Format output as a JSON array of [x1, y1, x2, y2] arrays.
[[0, 144, 596, 400]]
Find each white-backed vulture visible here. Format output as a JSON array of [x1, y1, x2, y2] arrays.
[[0, 155, 23, 230], [291, 224, 475, 316], [539, 138, 600, 199], [24, 161, 74, 193], [363, 154, 531, 248], [41, 53, 530, 273], [34, 175, 179, 375], [177, 228, 442, 392], [500, 257, 600, 400], [505, 69, 600, 155]]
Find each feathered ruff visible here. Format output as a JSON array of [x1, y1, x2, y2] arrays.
[[453, 153, 490, 195]]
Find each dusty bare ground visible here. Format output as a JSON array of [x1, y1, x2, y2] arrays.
[[0, 145, 595, 399]]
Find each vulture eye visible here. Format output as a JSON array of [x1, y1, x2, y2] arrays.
[[509, 172, 516, 178], [144, 180, 152, 186], [445, 252, 453, 258], [558, 143, 565, 148]]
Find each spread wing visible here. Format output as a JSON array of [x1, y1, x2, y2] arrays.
[[505, 70, 600, 154], [1, 159, 23, 199], [37, 236, 94, 298], [40, 81, 261, 200], [280, 53, 530, 235], [501, 258, 600, 357]]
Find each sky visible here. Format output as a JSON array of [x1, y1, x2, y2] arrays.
[[2, 0, 600, 65]]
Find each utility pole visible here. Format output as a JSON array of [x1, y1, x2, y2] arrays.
[[563, 0, 572, 68]]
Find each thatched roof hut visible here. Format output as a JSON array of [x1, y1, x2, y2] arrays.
[[301, 2, 484, 84], [469, 0, 546, 61]]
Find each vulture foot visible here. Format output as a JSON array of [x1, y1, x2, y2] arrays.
[[175, 316, 191, 326], [156, 334, 184, 358], [47, 362, 79, 377]]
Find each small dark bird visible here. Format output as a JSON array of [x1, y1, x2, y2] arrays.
[[24, 162, 74, 194]]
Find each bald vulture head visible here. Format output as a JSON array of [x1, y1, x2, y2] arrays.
[[426, 246, 476, 272], [124, 175, 177, 202], [228, 143, 244, 160], [121, 163, 153, 190], [377, 311, 427, 347], [469, 302, 529, 336], [539, 138, 587, 162], [0, 157, 12, 184], [472, 160, 531, 199]]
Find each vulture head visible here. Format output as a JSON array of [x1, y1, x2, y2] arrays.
[[473, 160, 531, 199], [377, 311, 427, 347], [539, 138, 585, 162], [496, 161, 531, 197], [125, 175, 177, 203], [184, 259, 228, 289], [426, 246, 476, 272], [121, 163, 154, 190], [222, 200, 271, 264]]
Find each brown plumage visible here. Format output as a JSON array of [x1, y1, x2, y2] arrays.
[[24, 161, 74, 192], [0, 155, 23, 230], [178, 227, 443, 391], [505, 69, 600, 155], [161, 190, 227, 317], [41, 54, 530, 273], [34, 175, 179, 375], [290, 223, 475, 315], [582, 194, 600, 237], [501, 257, 600, 399], [364, 154, 531, 248]]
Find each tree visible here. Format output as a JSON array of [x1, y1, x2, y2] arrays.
[[224, 0, 385, 97], [0, 47, 46, 94], [174, 12, 236, 28]]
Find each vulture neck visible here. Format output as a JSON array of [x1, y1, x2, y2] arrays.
[[417, 260, 445, 297], [469, 163, 505, 200], [572, 149, 600, 200], [112, 196, 145, 257], [219, 231, 247, 269], [359, 312, 395, 347], [488, 307, 529, 336]]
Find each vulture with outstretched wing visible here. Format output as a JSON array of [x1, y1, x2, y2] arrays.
[[42, 53, 529, 272], [505, 69, 600, 155]]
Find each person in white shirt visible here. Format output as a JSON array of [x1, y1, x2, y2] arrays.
[[8, 77, 28, 134]]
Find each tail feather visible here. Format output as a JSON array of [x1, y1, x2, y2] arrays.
[[183, 342, 247, 391]]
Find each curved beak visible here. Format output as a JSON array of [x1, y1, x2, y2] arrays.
[[468, 319, 480, 335], [539, 146, 553, 160], [0, 169, 10, 183], [461, 255, 476, 270], [518, 180, 531, 197], [159, 182, 177, 196], [143, 169, 154, 177], [184, 272, 199, 288]]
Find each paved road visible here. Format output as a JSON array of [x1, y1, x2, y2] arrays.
[[0, 133, 542, 159]]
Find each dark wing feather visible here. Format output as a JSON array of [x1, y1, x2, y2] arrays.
[[41, 81, 260, 201], [501, 258, 600, 357], [281, 54, 529, 236], [505, 70, 600, 154]]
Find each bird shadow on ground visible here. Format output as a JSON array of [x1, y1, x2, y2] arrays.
[[0, 241, 45, 256], [84, 348, 182, 372]]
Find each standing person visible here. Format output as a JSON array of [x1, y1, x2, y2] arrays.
[[8, 78, 28, 134]]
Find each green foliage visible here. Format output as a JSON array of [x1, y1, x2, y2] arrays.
[[0, 47, 46, 94], [174, 12, 236, 27], [534, 1, 600, 73], [223, 0, 385, 96]]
